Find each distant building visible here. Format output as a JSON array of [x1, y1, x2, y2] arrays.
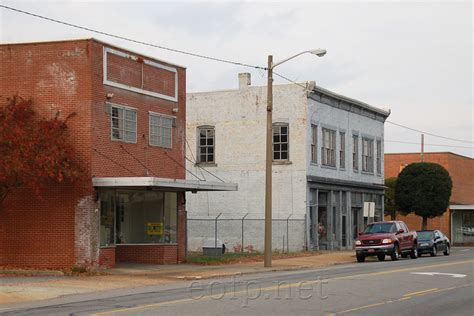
[[385, 152, 474, 245], [0, 39, 235, 269], [186, 73, 390, 252]]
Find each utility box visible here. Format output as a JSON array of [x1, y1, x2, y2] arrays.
[[202, 238, 225, 256]]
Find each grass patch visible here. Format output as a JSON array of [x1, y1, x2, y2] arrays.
[[185, 251, 317, 265], [185, 252, 260, 265]]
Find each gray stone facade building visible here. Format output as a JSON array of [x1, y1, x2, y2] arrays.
[[186, 74, 390, 252]]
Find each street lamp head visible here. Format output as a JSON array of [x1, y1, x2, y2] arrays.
[[309, 49, 327, 57]]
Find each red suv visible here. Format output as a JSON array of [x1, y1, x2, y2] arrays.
[[355, 221, 418, 262]]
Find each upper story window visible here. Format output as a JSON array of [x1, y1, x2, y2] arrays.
[[321, 128, 336, 167], [340, 132, 346, 169], [353, 134, 359, 172], [110, 104, 137, 143], [273, 123, 289, 161], [149, 113, 173, 148], [197, 126, 215, 164], [376, 140, 382, 175], [362, 138, 374, 173], [311, 124, 317, 163]]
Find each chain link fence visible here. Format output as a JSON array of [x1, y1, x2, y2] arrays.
[[188, 213, 307, 253]]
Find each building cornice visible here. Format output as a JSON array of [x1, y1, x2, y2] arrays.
[[309, 86, 390, 122]]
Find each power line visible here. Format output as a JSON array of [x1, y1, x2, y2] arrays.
[[185, 138, 206, 180], [184, 157, 226, 183], [273, 71, 474, 146], [386, 121, 473, 144], [385, 139, 474, 149], [0, 4, 266, 71], [92, 148, 138, 176], [273, 71, 307, 89], [119, 144, 155, 176], [163, 151, 204, 181]]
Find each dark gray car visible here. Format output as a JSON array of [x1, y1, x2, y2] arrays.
[[416, 230, 450, 257]]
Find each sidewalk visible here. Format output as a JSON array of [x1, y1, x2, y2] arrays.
[[0, 251, 355, 305]]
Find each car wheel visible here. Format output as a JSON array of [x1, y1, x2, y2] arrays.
[[410, 245, 418, 259], [443, 244, 450, 256], [391, 244, 400, 261], [430, 245, 437, 257], [356, 254, 365, 263], [377, 254, 385, 261]]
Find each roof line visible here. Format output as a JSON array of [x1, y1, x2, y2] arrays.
[[312, 85, 391, 117], [0, 37, 187, 69]]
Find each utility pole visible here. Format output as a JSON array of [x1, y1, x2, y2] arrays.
[[264, 55, 273, 268], [264, 49, 326, 268]]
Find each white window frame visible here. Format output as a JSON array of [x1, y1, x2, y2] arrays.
[[197, 126, 215, 164], [103, 47, 178, 102], [149, 112, 174, 149], [321, 128, 336, 167], [109, 103, 137, 143], [273, 123, 290, 161], [362, 137, 374, 173]]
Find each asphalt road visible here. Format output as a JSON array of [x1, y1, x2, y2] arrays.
[[1, 248, 473, 316]]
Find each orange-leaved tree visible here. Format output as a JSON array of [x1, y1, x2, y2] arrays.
[[0, 96, 82, 205]]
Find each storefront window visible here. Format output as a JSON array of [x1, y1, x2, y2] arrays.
[[99, 189, 178, 246], [100, 190, 115, 247], [115, 190, 178, 244], [453, 211, 474, 245], [318, 192, 328, 242]]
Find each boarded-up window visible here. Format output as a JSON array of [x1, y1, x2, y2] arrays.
[[103, 47, 177, 101]]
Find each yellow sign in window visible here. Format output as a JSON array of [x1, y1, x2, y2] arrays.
[[147, 222, 163, 235]]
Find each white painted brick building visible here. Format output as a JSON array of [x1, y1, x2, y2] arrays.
[[186, 74, 390, 252]]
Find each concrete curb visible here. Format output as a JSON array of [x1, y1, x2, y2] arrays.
[[0, 269, 65, 276]]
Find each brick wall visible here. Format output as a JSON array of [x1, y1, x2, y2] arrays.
[[0, 40, 93, 269], [0, 39, 187, 269], [90, 40, 186, 180], [384, 152, 474, 235], [116, 244, 178, 264], [99, 247, 116, 268]]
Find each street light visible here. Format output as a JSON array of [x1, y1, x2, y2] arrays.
[[264, 49, 326, 268]]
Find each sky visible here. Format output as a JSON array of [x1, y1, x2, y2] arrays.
[[1, 0, 473, 157]]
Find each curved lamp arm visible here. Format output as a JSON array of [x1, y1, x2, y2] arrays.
[[272, 49, 327, 69]]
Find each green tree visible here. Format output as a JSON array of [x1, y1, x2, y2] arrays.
[[384, 177, 401, 220], [395, 162, 452, 230]]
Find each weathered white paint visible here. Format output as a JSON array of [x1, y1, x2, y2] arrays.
[[186, 75, 388, 252]]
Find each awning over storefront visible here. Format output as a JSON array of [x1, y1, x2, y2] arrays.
[[92, 177, 238, 192], [450, 205, 474, 210]]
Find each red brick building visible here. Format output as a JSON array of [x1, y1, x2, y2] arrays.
[[0, 39, 235, 269], [385, 152, 474, 245]]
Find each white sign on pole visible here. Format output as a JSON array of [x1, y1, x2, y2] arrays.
[[363, 202, 375, 217]]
